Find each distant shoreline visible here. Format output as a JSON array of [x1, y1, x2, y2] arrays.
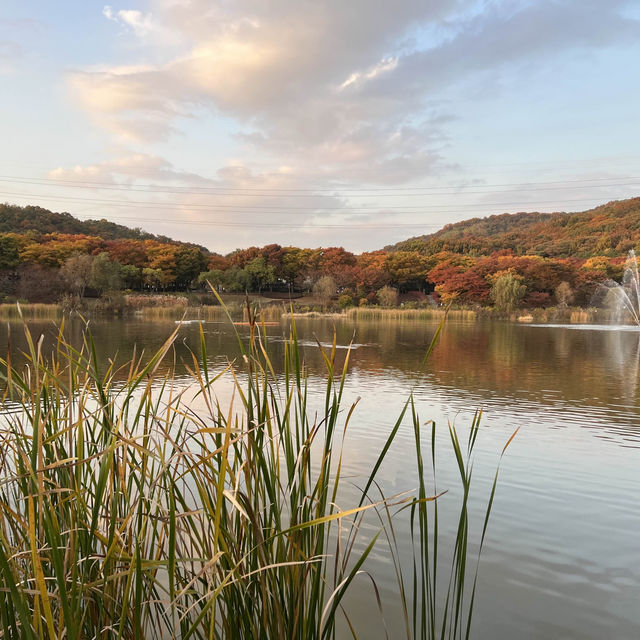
[[0, 298, 618, 325]]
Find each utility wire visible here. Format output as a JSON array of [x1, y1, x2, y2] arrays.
[[0, 190, 632, 212], [0, 174, 638, 196]]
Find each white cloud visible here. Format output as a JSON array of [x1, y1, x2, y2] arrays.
[[340, 57, 399, 91], [103, 5, 156, 39], [74, 0, 640, 187]]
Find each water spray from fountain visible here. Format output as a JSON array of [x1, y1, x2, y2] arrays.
[[605, 249, 640, 325]]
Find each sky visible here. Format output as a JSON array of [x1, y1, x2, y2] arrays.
[[1, 0, 640, 254]]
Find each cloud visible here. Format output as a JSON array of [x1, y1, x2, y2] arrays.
[[388, 0, 640, 100], [72, 1, 459, 158], [53, 1, 640, 250], [103, 5, 157, 39], [71, 0, 640, 185], [48, 153, 214, 185], [340, 57, 399, 91]]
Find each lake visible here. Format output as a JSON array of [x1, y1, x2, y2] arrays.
[[1, 315, 639, 639]]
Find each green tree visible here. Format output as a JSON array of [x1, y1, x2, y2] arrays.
[[175, 247, 208, 289], [245, 257, 276, 292], [90, 252, 122, 293], [223, 267, 252, 293], [120, 264, 142, 290], [281, 247, 311, 288], [489, 271, 526, 312], [197, 269, 224, 291], [0, 234, 20, 269], [142, 267, 163, 290]]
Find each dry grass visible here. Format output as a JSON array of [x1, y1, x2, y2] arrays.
[[347, 307, 477, 322], [0, 303, 61, 319]]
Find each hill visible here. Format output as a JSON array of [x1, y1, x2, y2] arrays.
[[387, 198, 640, 258], [0, 203, 181, 245]]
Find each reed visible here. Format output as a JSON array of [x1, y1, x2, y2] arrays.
[[0, 302, 512, 638], [0, 303, 61, 319], [347, 307, 477, 322]]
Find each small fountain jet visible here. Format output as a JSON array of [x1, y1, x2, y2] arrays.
[[607, 249, 640, 325]]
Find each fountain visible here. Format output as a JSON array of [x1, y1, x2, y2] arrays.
[[604, 249, 640, 325]]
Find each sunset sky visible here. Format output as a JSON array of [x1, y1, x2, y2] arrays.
[[2, 0, 640, 252]]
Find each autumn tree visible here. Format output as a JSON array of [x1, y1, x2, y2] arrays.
[[208, 254, 231, 272], [313, 275, 336, 309], [385, 251, 433, 291], [145, 241, 178, 287], [60, 253, 94, 297], [355, 251, 389, 293], [428, 260, 489, 305], [105, 239, 148, 268], [317, 247, 357, 286], [377, 285, 398, 307], [20, 234, 104, 268], [555, 281, 575, 307]]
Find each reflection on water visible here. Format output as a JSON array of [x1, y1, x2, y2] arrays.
[[1, 316, 639, 639]]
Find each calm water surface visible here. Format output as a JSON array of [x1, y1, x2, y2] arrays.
[[1, 316, 639, 639]]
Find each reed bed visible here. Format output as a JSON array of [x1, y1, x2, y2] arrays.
[[0, 302, 513, 639], [0, 303, 61, 320], [135, 302, 284, 322], [135, 305, 227, 320], [518, 306, 605, 324], [347, 307, 477, 322]]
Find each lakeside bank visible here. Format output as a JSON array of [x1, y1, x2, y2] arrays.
[[0, 295, 619, 325]]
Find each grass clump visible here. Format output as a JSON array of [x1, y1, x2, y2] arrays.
[[0, 304, 514, 639]]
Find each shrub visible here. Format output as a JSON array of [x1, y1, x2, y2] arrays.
[[338, 293, 354, 308], [377, 285, 399, 307]]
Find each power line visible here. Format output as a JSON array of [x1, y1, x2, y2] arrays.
[[1, 189, 633, 213], [0, 174, 638, 196], [67, 215, 445, 230]]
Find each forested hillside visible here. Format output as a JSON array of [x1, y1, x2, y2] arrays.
[[0, 204, 175, 242], [389, 198, 640, 258], [1, 198, 638, 309]]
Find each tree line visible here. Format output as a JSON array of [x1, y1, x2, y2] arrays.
[[0, 230, 628, 310]]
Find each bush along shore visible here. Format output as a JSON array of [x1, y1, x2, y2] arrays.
[[0, 301, 519, 639]]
